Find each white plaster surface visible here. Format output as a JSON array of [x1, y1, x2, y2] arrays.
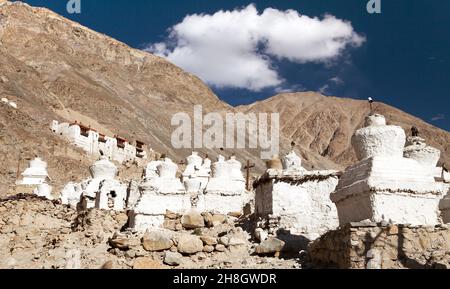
[[404, 137, 441, 175], [282, 151, 306, 175], [254, 151, 339, 239], [255, 171, 339, 239], [33, 183, 53, 200], [204, 155, 247, 213], [332, 114, 443, 226], [352, 114, 406, 161]]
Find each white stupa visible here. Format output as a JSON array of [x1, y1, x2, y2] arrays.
[[182, 152, 211, 190], [203, 155, 248, 214], [282, 151, 307, 176], [17, 158, 49, 185], [129, 157, 189, 232], [404, 136, 441, 176], [331, 114, 442, 226], [60, 156, 127, 211]]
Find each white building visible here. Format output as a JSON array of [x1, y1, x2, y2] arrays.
[[254, 151, 340, 240], [331, 114, 443, 226], [51, 120, 147, 164]]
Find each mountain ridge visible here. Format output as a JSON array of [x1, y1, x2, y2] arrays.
[[0, 1, 448, 196]]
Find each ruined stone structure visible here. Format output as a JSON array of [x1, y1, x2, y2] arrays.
[[16, 157, 53, 199], [51, 120, 148, 164], [60, 156, 127, 211], [309, 222, 450, 269], [254, 151, 340, 241], [331, 114, 443, 226]]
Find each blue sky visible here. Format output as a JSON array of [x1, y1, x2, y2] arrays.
[[19, 0, 450, 131]]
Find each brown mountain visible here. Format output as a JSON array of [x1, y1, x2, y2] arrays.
[[238, 92, 450, 170], [0, 1, 449, 196]]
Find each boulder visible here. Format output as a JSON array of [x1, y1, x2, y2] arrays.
[[200, 235, 218, 246], [219, 236, 229, 246], [211, 214, 227, 226], [101, 261, 114, 269], [133, 257, 164, 269], [228, 212, 242, 218], [203, 245, 215, 253], [177, 235, 204, 255], [181, 210, 205, 229], [229, 237, 247, 246], [215, 244, 227, 252], [197, 252, 207, 260], [109, 238, 129, 250], [142, 231, 173, 252], [203, 212, 214, 227], [164, 251, 183, 266], [255, 237, 285, 255], [163, 219, 177, 231]]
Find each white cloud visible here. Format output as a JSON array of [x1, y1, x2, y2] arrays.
[[274, 84, 305, 94], [147, 4, 365, 91], [431, 114, 446, 121], [329, 76, 344, 85], [319, 84, 329, 94]]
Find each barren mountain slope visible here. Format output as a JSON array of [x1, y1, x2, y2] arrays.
[[0, 1, 449, 196], [0, 1, 236, 194], [238, 92, 450, 169]]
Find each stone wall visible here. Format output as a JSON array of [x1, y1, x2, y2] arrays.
[[309, 221, 450, 269]]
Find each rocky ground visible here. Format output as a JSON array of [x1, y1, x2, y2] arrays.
[[0, 195, 302, 269]]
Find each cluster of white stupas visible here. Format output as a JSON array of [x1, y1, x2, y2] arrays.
[[14, 113, 450, 238], [16, 152, 249, 232], [129, 153, 249, 232]]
